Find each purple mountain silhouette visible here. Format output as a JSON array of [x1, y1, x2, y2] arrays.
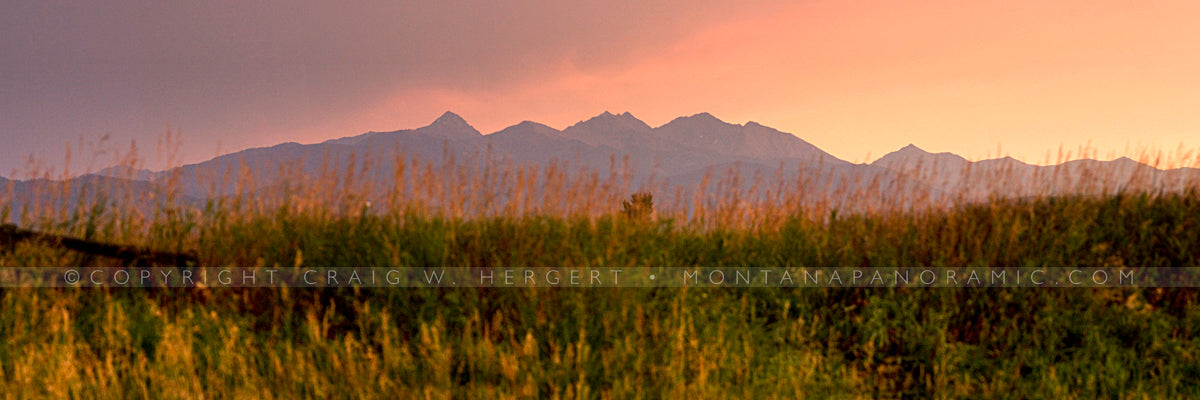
[[5, 111, 1198, 222]]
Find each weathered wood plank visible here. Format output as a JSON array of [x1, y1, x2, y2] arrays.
[[1, 223, 197, 267]]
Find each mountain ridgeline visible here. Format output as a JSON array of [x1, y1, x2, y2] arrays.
[[5, 111, 1200, 221]]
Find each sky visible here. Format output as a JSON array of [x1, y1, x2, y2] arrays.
[[4, 0, 1200, 178]]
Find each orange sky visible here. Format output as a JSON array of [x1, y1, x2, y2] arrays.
[[5, 1, 1200, 175], [342, 0, 1200, 166]]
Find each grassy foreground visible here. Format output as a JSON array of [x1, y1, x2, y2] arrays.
[[2, 157, 1199, 397]]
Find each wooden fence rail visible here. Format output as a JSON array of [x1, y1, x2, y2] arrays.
[[0, 223, 197, 267]]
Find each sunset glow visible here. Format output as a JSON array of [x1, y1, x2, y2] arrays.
[[4, 0, 1200, 174]]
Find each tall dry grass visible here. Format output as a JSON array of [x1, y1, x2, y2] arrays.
[[2, 138, 1200, 397]]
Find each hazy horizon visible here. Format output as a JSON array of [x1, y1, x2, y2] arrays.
[[3, 109, 1199, 181]]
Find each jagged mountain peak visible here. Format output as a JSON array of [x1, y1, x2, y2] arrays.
[[683, 112, 722, 123], [428, 111, 477, 131], [492, 120, 560, 138], [872, 144, 971, 171], [577, 111, 648, 127], [653, 112, 841, 163], [417, 111, 481, 140], [513, 120, 556, 130], [432, 111, 467, 125], [561, 111, 655, 147], [664, 112, 734, 129]]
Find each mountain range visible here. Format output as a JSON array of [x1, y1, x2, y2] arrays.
[[4, 111, 1199, 221]]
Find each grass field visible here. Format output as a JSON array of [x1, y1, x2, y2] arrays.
[[2, 152, 1199, 398]]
